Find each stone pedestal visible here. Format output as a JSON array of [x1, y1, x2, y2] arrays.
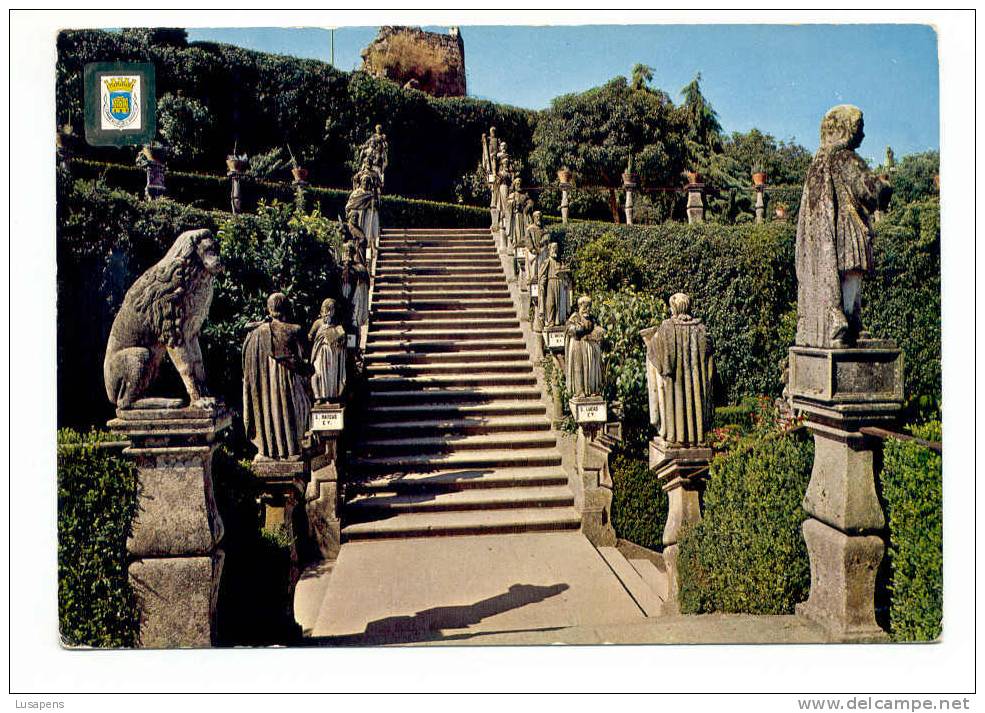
[[107, 405, 232, 648], [144, 160, 166, 200], [569, 397, 617, 546], [649, 438, 712, 614], [623, 182, 636, 226], [789, 339, 903, 642], [227, 171, 244, 214], [560, 184, 571, 225], [686, 183, 705, 224], [754, 184, 766, 224], [307, 403, 345, 560]]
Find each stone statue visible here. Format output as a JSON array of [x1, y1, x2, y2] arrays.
[[309, 297, 347, 403], [795, 105, 889, 348], [104, 229, 222, 410], [242, 293, 313, 460], [340, 231, 370, 329], [539, 241, 572, 327], [510, 178, 534, 251], [642, 293, 714, 447], [564, 296, 605, 397], [496, 143, 513, 242], [359, 124, 388, 185], [523, 209, 548, 286], [345, 171, 380, 248]]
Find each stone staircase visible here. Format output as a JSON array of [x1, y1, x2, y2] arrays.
[[342, 227, 580, 541]]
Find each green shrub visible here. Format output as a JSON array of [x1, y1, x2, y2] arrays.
[[677, 411, 813, 615], [610, 452, 667, 552], [57, 429, 139, 647], [882, 421, 943, 642]]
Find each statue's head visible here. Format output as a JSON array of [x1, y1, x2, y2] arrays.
[[548, 241, 558, 257], [533, 210, 542, 224], [820, 104, 864, 151], [375, 124, 383, 135], [320, 297, 337, 321], [577, 295, 592, 317], [669, 292, 692, 318], [167, 228, 222, 275], [489, 126, 497, 137], [267, 292, 288, 320], [513, 177, 521, 189]]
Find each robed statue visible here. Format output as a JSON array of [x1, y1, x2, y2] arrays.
[[795, 105, 890, 348], [564, 295, 605, 398], [539, 241, 572, 327], [340, 230, 370, 330], [242, 293, 313, 460], [346, 170, 380, 248], [309, 297, 347, 403], [641, 293, 714, 447]]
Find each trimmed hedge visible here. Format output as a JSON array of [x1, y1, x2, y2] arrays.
[[677, 411, 813, 615], [552, 199, 942, 418], [610, 453, 667, 552], [56, 29, 536, 202], [57, 429, 139, 647], [882, 421, 943, 642]]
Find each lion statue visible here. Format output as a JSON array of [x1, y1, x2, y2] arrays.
[[103, 228, 223, 410]]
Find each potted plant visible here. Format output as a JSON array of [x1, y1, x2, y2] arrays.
[[752, 164, 767, 186], [622, 156, 638, 186], [287, 144, 308, 182], [140, 142, 168, 163], [226, 142, 250, 173], [685, 170, 702, 185]]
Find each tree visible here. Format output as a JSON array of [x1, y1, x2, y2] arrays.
[[531, 76, 683, 222], [678, 72, 723, 165], [631, 63, 654, 91]]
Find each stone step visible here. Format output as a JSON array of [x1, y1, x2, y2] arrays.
[[341, 506, 581, 541], [371, 298, 515, 310], [363, 414, 549, 436], [379, 248, 500, 257], [364, 338, 527, 354], [363, 348, 531, 364], [375, 268, 504, 278], [381, 229, 491, 234], [347, 485, 574, 517], [369, 318, 521, 331], [371, 308, 518, 322], [380, 255, 502, 264], [351, 447, 563, 472], [597, 547, 665, 617], [367, 373, 537, 390], [375, 274, 503, 284], [349, 465, 568, 493], [366, 360, 532, 375], [364, 401, 547, 421], [367, 327, 521, 341], [356, 431, 557, 457], [366, 385, 543, 405], [372, 288, 511, 299]]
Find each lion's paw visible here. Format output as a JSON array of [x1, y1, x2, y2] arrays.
[[191, 396, 218, 410]]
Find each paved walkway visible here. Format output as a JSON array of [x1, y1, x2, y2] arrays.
[[295, 532, 827, 646]]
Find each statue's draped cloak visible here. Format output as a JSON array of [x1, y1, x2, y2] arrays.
[[539, 256, 570, 327], [341, 241, 370, 327], [309, 321, 347, 401], [564, 312, 604, 397], [795, 147, 881, 347], [346, 187, 379, 248], [644, 316, 714, 446], [243, 321, 312, 459]]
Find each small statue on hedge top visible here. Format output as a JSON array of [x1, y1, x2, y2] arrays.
[[641, 292, 714, 447], [242, 292, 313, 461], [795, 104, 891, 348]]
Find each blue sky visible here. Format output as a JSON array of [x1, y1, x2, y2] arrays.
[[187, 24, 939, 161]]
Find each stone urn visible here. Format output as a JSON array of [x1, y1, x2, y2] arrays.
[[292, 166, 309, 183], [557, 167, 573, 185], [685, 170, 702, 185], [752, 171, 767, 186], [226, 156, 250, 173], [622, 170, 638, 187]]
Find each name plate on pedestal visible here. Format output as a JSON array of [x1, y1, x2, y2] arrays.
[[346, 334, 357, 349], [516, 248, 528, 260], [544, 329, 566, 350], [530, 283, 539, 298], [571, 399, 607, 424], [311, 408, 344, 432]]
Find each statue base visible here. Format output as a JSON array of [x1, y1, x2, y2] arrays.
[[789, 341, 902, 641], [542, 325, 565, 354], [569, 397, 618, 546], [307, 404, 345, 560], [108, 405, 232, 648]]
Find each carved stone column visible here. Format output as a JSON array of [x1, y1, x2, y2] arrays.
[[649, 438, 712, 614], [789, 339, 903, 641], [623, 176, 637, 226], [754, 184, 766, 224], [686, 182, 705, 224], [569, 396, 619, 546], [560, 183, 571, 225], [108, 405, 232, 648], [306, 403, 346, 560]]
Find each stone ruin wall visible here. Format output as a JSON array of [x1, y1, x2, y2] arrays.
[[360, 26, 466, 98]]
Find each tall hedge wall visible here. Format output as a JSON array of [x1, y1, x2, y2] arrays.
[[56, 29, 536, 202], [550, 199, 941, 417]]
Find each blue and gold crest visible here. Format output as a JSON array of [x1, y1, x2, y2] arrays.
[[101, 76, 140, 130]]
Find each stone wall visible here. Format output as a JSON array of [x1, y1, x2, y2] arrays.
[[360, 26, 466, 98]]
